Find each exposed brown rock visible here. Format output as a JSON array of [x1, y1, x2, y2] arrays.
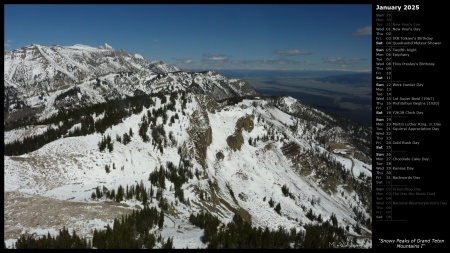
[[187, 95, 213, 169], [226, 114, 254, 151], [216, 151, 225, 161], [235, 114, 254, 132], [226, 133, 244, 151]]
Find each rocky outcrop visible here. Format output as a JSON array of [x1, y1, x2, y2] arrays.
[[188, 124, 212, 169], [216, 151, 225, 161], [187, 95, 213, 169], [235, 114, 254, 132], [226, 114, 254, 151], [226, 133, 244, 151]]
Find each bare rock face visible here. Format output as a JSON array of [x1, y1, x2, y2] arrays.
[[235, 114, 254, 132], [188, 124, 212, 169], [216, 151, 225, 161], [200, 127, 213, 166], [226, 114, 254, 151], [226, 133, 244, 151], [188, 95, 213, 169]]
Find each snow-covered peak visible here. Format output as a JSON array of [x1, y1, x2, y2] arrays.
[[133, 53, 144, 60], [149, 60, 181, 73], [70, 44, 99, 50], [98, 43, 114, 50]]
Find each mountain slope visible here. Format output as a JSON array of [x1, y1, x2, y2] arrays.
[[4, 44, 257, 121], [4, 44, 372, 249]]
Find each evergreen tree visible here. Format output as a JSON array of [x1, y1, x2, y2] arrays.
[[122, 132, 131, 145], [110, 189, 116, 200], [158, 209, 165, 229], [96, 187, 102, 199], [144, 230, 155, 249], [162, 237, 173, 249], [306, 208, 315, 221], [330, 213, 338, 227], [268, 198, 275, 208], [275, 203, 281, 215], [142, 190, 148, 205], [281, 184, 290, 197], [116, 185, 124, 202]]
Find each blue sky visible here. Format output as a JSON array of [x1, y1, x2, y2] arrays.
[[5, 4, 371, 71]]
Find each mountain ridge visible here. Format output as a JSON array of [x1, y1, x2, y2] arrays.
[[4, 43, 372, 249], [4, 43, 257, 121]]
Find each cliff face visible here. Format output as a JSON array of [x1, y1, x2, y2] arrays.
[[226, 132, 244, 151], [227, 114, 254, 151], [188, 125, 212, 169], [187, 95, 213, 169], [236, 114, 254, 133]]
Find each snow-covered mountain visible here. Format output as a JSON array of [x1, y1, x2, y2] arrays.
[[4, 43, 257, 121], [4, 44, 372, 249]]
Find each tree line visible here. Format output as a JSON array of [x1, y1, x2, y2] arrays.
[[11, 205, 170, 249], [5, 91, 187, 156], [189, 211, 352, 249]]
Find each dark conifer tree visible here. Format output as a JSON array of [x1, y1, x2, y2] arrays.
[[275, 203, 282, 215], [158, 209, 165, 229]]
